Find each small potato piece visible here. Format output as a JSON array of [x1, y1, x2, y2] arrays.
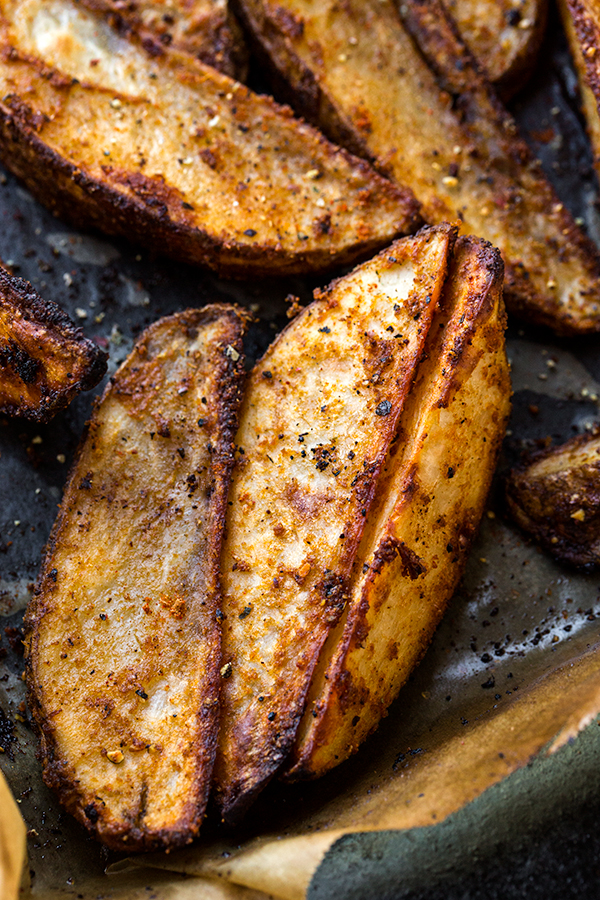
[[0, 0, 420, 279], [0, 265, 106, 421], [25, 305, 246, 851], [506, 430, 600, 568], [559, 0, 600, 183], [216, 224, 456, 822], [236, 0, 600, 333], [79, 0, 248, 79], [287, 236, 510, 779], [444, 0, 548, 98]]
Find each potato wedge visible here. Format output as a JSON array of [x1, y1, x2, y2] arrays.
[[506, 429, 600, 568], [79, 0, 248, 79], [286, 236, 510, 779], [0, 0, 420, 279], [216, 224, 456, 822], [559, 0, 600, 182], [235, 0, 600, 334], [0, 265, 107, 422], [444, 0, 547, 98], [25, 305, 246, 851]]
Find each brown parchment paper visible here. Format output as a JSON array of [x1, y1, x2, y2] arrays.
[[0, 769, 27, 900], [3, 10, 600, 900]]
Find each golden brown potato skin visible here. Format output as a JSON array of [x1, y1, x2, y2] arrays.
[[286, 236, 510, 779], [560, 0, 600, 183], [215, 224, 456, 822], [444, 0, 547, 98], [0, 0, 420, 279], [235, 0, 600, 334], [80, 0, 248, 79], [0, 266, 107, 421], [25, 305, 246, 851], [506, 430, 600, 569]]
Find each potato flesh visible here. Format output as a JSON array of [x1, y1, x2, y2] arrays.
[[216, 225, 455, 820], [288, 237, 510, 778], [0, 266, 106, 421], [0, 0, 419, 278], [445, 0, 547, 95], [237, 0, 600, 333], [25, 306, 245, 851]]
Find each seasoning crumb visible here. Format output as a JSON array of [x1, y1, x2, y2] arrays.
[[106, 749, 124, 764]]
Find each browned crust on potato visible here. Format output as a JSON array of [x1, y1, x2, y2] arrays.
[[0, 264, 107, 421], [79, 0, 248, 79], [286, 235, 510, 779], [215, 224, 456, 822], [564, 0, 600, 104], [505, 428, 600, 569], [235, 0, 600, 334], [0, 1, 421, 279], [25, 304, 247, 851]]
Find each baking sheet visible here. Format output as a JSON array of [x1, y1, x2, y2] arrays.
[[3, 5, 600, 898]]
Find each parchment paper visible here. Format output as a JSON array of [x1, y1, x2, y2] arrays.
[[3, 8, 600, 899]]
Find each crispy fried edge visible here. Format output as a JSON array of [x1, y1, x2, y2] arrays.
[[23, 304, 247, 851], [0, 265, 107, 421]]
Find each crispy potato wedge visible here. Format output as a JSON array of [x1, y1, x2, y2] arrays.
[[0, 265, 107, 422], [0, 0, 420, 279], [236, 0, 600, 334], [216, 224, 456, 822], [559, 0, 600, 181], [286, 236, 510, 779], [79, 0, 248, 79], [506, 429, 600, 568], [444, 0, 547, 98], [25, 305, 246, 851]]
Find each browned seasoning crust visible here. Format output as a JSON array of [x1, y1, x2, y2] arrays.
[[506, 429, 600, 569], [234, 0, 600, 334], [286, 235, 510, 779], [78, 0, 248, 79], [0, 0, 420, 279], [560, 0, 600, 182], [24, 305, 247, 851], [215, 224, 456, 823], [0, 265, 107, 421]]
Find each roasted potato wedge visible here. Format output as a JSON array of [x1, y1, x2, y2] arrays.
[[236, 0, 600, 334], [25, 305, 246, 851], [79, 0, 248, 79], [215, 224, 457, 822], [0, 265, 107, 421], [444, 0, 547, 98], [506, 429, 600, 568], [287, 236, 510, 779], [559, 0, 600, 182], [0, 0, 420, 279]]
